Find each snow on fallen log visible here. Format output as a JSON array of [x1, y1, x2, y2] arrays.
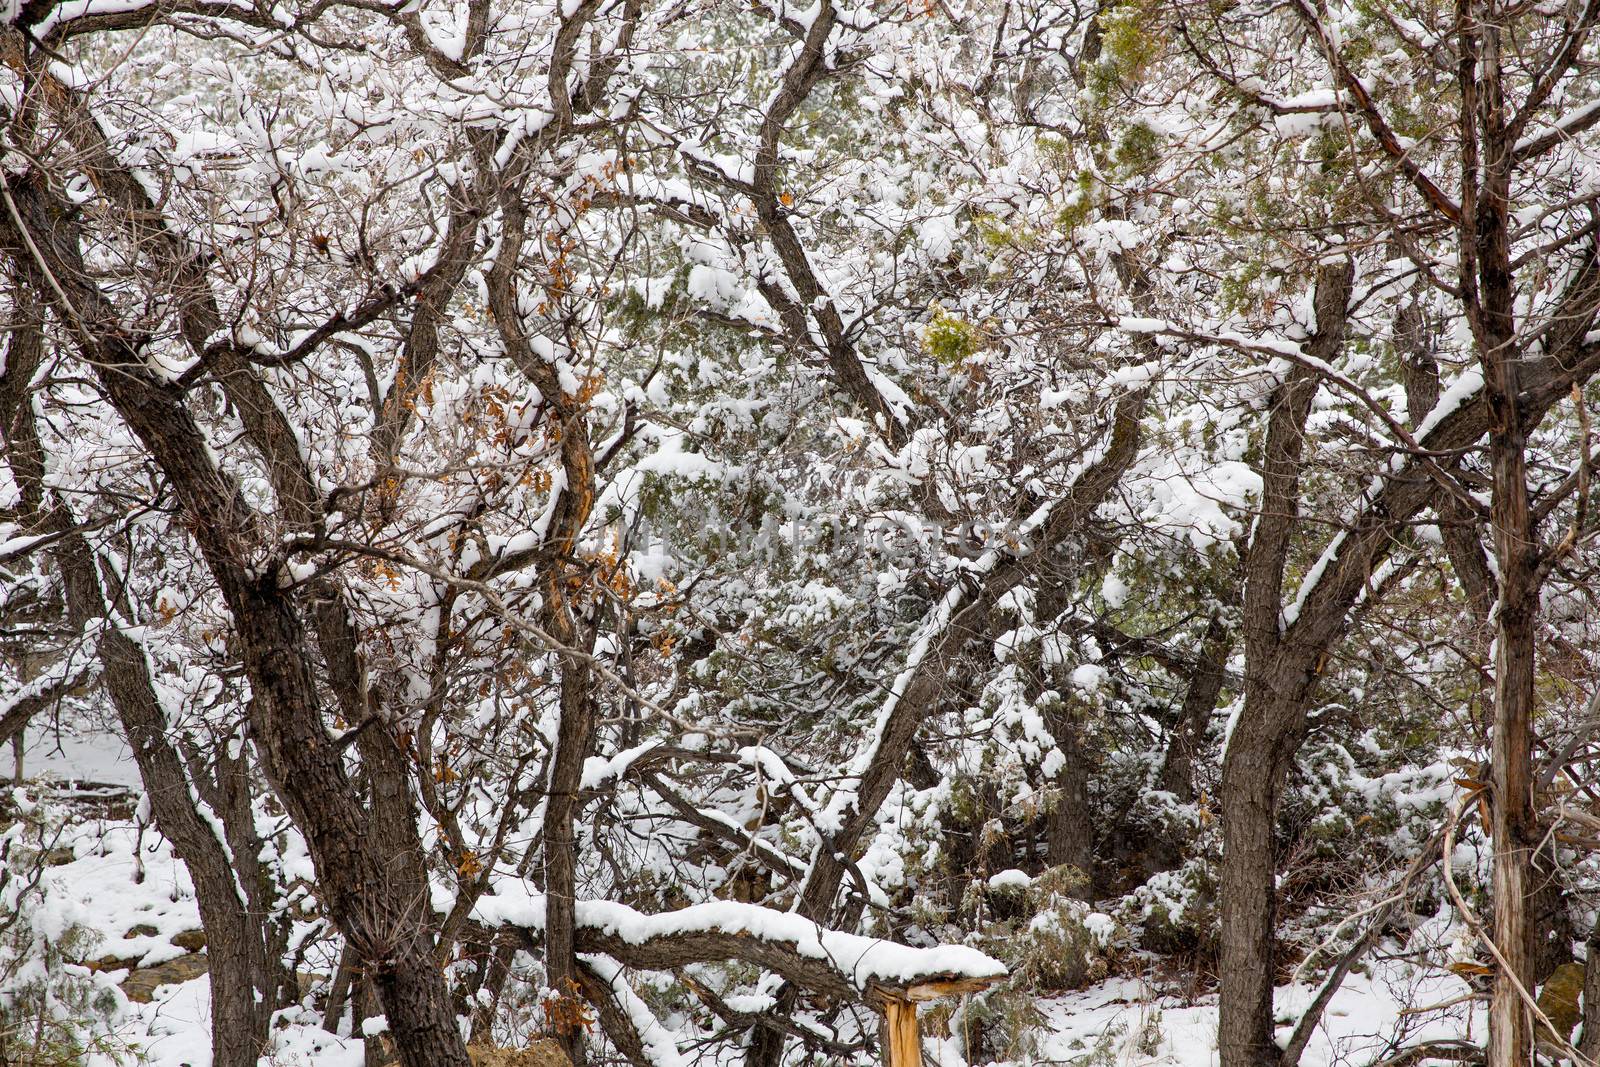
[[473, 889, 1004, 1006]]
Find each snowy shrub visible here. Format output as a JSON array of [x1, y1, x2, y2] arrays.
[[1122, 858, 1220, 959], [983, 866, 1118, 993], [1014, 900, 1109, 992], [931, 986, 1046, 1066], [0, 794, 129, 1067]]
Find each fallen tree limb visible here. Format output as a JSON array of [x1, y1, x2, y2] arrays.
[[484, 893, 1004, 1012]]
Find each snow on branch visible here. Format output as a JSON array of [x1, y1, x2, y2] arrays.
[[474, 891, 1005, 1006]]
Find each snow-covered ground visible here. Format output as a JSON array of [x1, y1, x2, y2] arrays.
[[27, 813, 1480, 1067], [1012, 971, 1479, 1067], [15, 718, 142, 788], [76, 944, 1474, 1067], [12, 722, 1481, 1067], [30, 815, 360, 1067]]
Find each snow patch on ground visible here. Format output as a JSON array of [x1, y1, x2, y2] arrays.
[[17, 719, 142, 788]]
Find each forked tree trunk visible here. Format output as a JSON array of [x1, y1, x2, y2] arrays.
[[1216, 261, 1352, 1067], [100, 618, 278, 1067], [0, 170, 476, 1067], [73, 536, 277, 1067]]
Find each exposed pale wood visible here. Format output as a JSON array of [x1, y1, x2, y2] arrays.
[[902, 975, 1002, 1002], [884, 997, 920, 1067], [876, 977, 999, 1067]]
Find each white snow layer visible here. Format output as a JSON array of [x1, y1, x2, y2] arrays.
[[472, 889, 1007, 988]]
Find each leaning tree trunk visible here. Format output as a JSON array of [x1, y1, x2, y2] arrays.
[[2, 281, 277, 1067], [51, 508, 277, 1067], [104, 627, 276, 1067]]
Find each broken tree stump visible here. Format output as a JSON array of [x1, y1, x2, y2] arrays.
[[876, 974, 1002, 1067]]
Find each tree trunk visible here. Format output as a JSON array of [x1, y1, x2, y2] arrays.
[[104, 624, 275, 1067], [1218, 262, 1352, 1067], [1484, 404, 1537, 1067], [185, 733, 297, 1012], [1580, 910, 1600, 1060], [541, 657, 597, 1065], [2, 281, 277, 1067], [0, 171, 476, 1067], [1160, 615, 1230, 805], [1397, 301, 1496, 624], [1044, 702, 1094, 899], [1463, 14, 1539, 1067], [1217, 670, 1311, 1067], [484, 141, 603, 1065]]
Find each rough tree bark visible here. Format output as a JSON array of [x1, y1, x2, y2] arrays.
[[1044, 700, 1095, 897], [0, 279, 280, 1067], [1159, 614, 1231, 805], [486, 143, 601, 1063], [1218, 261, 1354, 1067], [1397, 301, 1496, 623], [1462, 15, 1540, 1067], [1582, 910, 1600, 1060], [0, 168, 474, 1067]]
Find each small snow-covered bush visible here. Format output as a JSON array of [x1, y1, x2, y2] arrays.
[[930, 985, 1046, 1066], [985, 867, 1119, 993], [0, 793, 129, 1067], [1015, 903, 1108, 992], [1122, 857, 1219, 958]]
